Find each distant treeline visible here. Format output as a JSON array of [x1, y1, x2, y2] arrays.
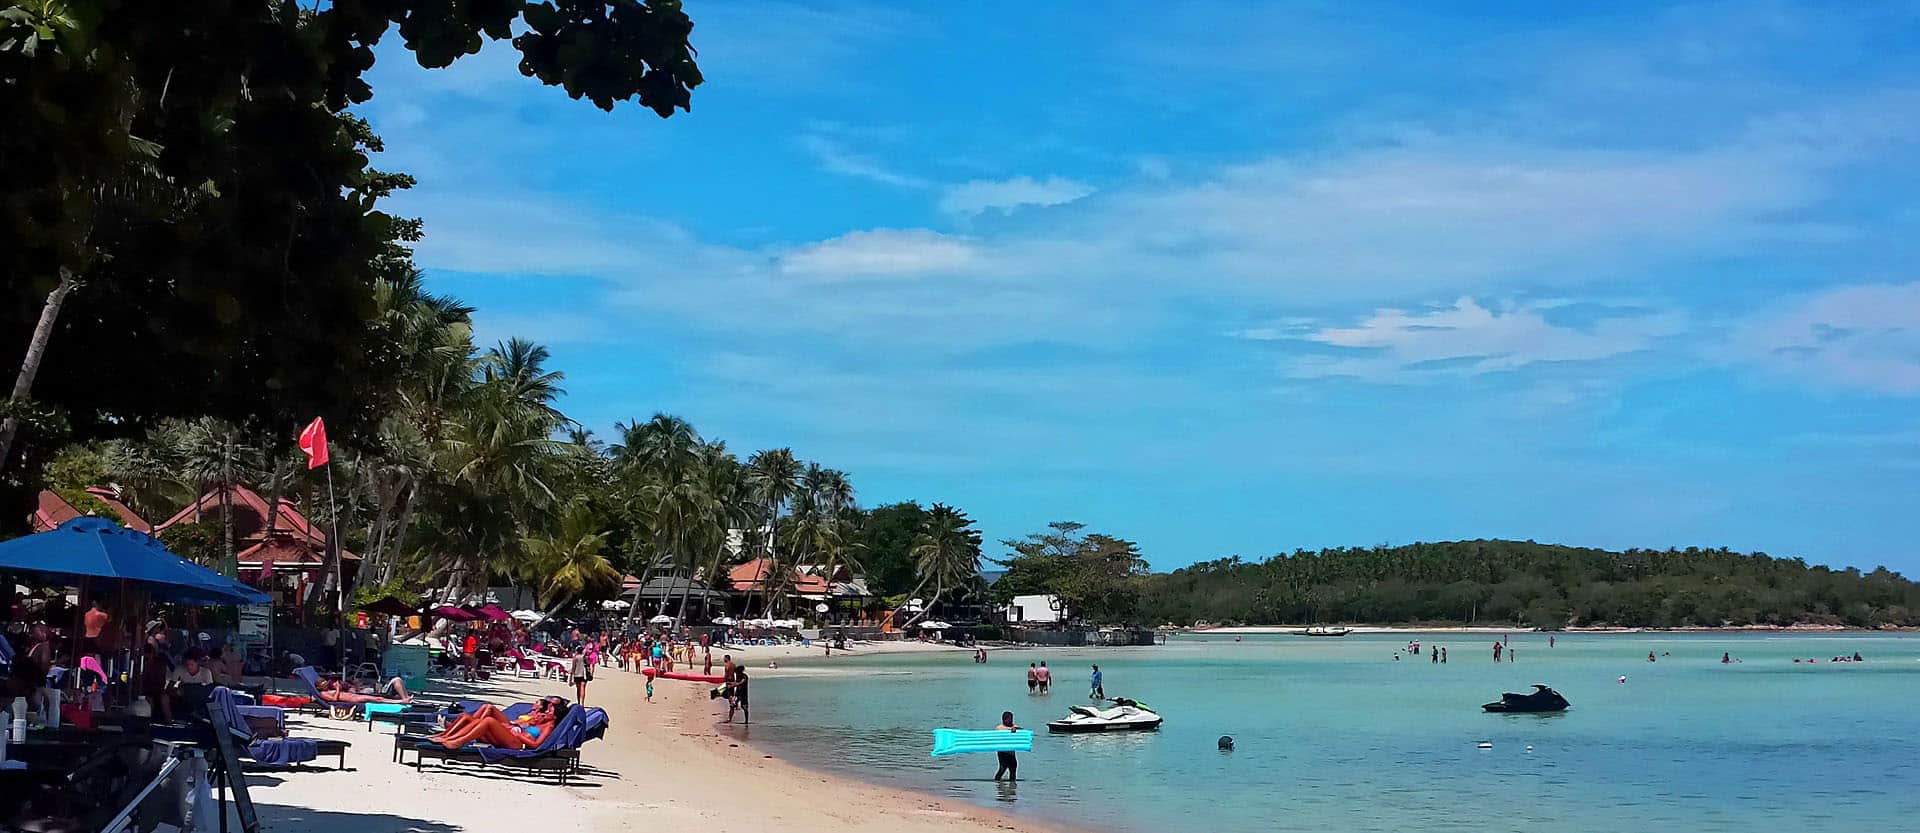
[[1137, 540, 1920, 629]]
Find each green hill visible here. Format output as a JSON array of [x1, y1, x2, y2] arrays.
[[1139, 539, 1920, 629]]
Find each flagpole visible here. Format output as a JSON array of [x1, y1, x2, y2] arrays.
[[324, 461, 345, 683]]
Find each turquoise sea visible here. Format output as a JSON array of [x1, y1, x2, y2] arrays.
[[751, 633, 1918, 833]]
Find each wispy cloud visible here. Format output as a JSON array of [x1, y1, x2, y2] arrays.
[[1728, 283, 1920, 395], [940, 176, 1095, 216], [796, 133, 932, 189], [779, 229, 977, 278], [1255, 298, 1685, 381]]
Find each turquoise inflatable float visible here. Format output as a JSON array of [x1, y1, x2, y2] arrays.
[[930, 728, 1035, 757]]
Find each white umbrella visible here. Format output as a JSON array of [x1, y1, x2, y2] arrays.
[[916, 620, 952, 630], [711, 616, 737, 626], [600, 599, 632, 610], [648, 614, 674, 625], [509, 609, 542, 622]]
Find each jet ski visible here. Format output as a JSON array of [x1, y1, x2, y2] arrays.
[[1047, 697, 1164, 733], [1482, 684, 1570, 713]]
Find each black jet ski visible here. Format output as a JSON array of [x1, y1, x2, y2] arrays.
[[1482, 684, 1569, 713]]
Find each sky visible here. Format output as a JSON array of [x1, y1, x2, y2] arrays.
[[357, 1, 1920, 574]]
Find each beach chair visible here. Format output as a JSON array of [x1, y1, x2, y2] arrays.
[[208, 686, 352, 770], [412, 706, 608, 784], [389, 699, 534, 762]]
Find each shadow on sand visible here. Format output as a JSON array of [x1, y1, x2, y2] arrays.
[[237, 805, 466, 833]]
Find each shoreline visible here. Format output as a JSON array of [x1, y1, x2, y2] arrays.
[[224, 638, 1061, 833]]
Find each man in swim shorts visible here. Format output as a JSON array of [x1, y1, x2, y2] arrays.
[[1027, 663, 1038, 691], [1036, 661, 1050, 692], [993, 711, 1020, 782]]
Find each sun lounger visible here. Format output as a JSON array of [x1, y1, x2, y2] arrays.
[[209, 686, 352, 769], [412, 706, 607, 783]]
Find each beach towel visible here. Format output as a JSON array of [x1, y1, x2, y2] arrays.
[[248, 737, 318, 765], [261, 694, 312, 708], [212, 686, 320, 766], [930, 729, 1034, 757]]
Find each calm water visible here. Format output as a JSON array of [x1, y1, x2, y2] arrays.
[[750, 633, 1918, 833]]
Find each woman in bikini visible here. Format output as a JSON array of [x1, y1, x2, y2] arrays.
[[432, 697, 567, 749]]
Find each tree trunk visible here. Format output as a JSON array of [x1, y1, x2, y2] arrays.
[[0, 269, 80, 472], [219, 438, 236, 575], [528, 592, 574, 632], [379, 482, 417, 586]]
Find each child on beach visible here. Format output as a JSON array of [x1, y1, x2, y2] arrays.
[[570, 650, 589, 705]]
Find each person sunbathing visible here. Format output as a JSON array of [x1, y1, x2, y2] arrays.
[[316, 675, 414, 704], [431, 698, 567, 750]]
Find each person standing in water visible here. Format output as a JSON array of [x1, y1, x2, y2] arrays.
[[1493, 642, 1503, 663], [1089, 665, 1105, 700], [1027, 662, 1039, 692], [1036, 661, 1051, 693], [1431, 647, 1439, 664], [992, 710, 1021, 782], [1440, 646, 1447, 663]]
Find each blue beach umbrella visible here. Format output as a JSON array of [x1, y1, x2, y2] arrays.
[[0, 517, 271, 605]]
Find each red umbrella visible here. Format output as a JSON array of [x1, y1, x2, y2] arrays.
[[430, 605, 476, 621], [472, 604, 510, 622]]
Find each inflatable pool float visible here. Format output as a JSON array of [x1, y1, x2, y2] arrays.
[[931, 728, 1034, 757]]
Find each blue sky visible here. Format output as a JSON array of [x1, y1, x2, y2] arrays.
[[359, 1, 1920, 574]]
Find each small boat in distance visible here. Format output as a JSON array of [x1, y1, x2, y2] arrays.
[[1293, 626, 1353, 637]]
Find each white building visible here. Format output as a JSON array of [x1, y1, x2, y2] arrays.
[[1005, 594, 1065, 624]]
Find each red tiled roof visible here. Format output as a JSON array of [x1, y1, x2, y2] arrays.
[[236, 534, 358, 566], [156, 485, 326, 546], [726, 558, 830, 594], [84, 486, 152, 532], [30, 490, 82, 532]]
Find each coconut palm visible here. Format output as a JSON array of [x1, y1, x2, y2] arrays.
[[745, 448, 801, 613], [905, 503, 982, 627], [522, 500, 621, 622], [688, 442, 749, 623]]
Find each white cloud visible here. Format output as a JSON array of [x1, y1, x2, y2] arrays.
[[779, 229, 977, 278], [1728, 283, 1920, 395], [796, 134, 931, 188], [1265, 298, 1685, 380], [940, 176, 1095, 217]]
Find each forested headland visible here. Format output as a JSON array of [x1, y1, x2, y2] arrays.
[[1135, 539, 1920, 629]]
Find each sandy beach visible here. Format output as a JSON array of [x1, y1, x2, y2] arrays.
[[218, 640, 1058, 833]]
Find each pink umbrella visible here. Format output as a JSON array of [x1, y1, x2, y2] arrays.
[[472, 604, 511, 622], [431, 605, 476, 621]]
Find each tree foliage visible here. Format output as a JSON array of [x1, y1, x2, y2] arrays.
[[993, 522, 1149, 625], [1, 0, 703, 529], [1137, 540, 1920, 629]]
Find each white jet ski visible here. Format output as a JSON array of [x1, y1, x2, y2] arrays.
[[1046, 697, 1164, 734]]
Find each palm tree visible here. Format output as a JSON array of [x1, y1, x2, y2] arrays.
[[905, 504, 982, 627], [745, 448, 801, 614], [522, 500, 621, 625], [690, 442, 749, 624]]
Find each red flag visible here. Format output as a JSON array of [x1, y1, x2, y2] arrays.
[[298, 417, 330, 469]]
